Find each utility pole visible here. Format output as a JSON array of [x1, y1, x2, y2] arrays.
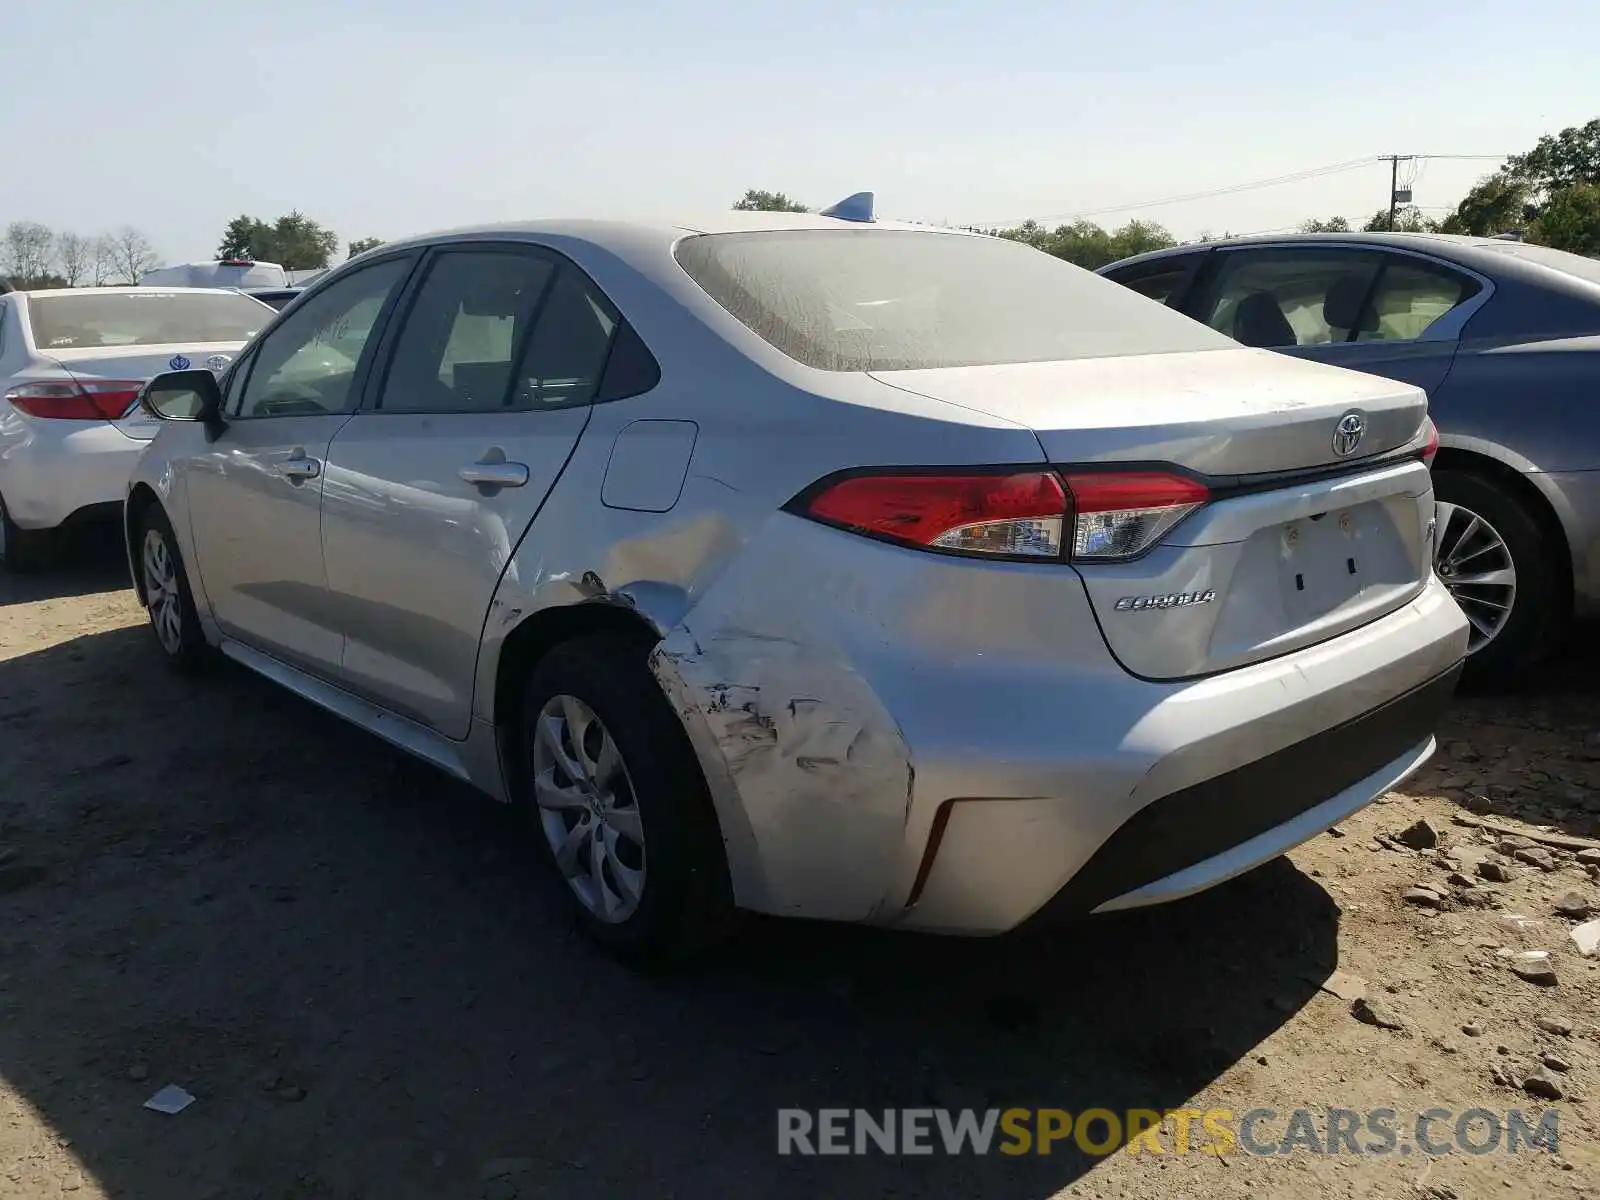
[[1384, 155, 1415, 231]]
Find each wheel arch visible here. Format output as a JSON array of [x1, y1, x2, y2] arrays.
[[124, 483, 163, 604], [1431, 447, 1574, 615]]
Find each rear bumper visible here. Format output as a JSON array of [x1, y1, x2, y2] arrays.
[[1034, 662, 1459, 920], [0, 418, 145, 531], [654, 514, 1469, 932]]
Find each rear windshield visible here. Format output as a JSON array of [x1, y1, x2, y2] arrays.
[[674, 229, 1234, 371], [1483, 242, 1600, 287], [27, 291, 271, 350]]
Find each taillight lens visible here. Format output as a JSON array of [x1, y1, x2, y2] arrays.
[[806, 471, 1069, 558], [797, 468, 1209, 562], [4, 379, 144, 420], [1061, 471, 1210, 560], [1422, 420, 1439, 467]]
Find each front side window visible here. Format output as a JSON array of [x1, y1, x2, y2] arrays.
[[674, 229, 1233, 371], [1197, 250, 1385, 348], [235, 257, 411, 418], [26, 291, 271, 351]]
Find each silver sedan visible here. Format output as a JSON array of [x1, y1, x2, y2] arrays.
[[125, 201, 1468, 962]]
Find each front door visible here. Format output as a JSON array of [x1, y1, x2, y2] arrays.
[[1188, 246, 1478, 396], [184, 255, 415, 677], [320, 245, 619, 736]]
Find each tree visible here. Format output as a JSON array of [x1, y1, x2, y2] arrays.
[[58, 232, 93, 287], [347, 237, 384, 259], [90, 235, 118, 286], [733, 189, 810, 213], [997, 217, 1176, 270], [1360, 207, 1438, 233], [1508, 118, 1600, 196], [216, 212, 340, 270], [3, 221, 56, 287], [1531, 183, 1600, 256], [109, 226, 160, 284], [1300, 216, 1351, 233]]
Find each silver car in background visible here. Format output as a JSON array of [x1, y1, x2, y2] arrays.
[[125, 205, 1468, 962], [0, 286, 271, 569]]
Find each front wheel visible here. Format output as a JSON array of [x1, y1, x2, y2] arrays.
[[1431, 469, 1563, 686], [518, 632, 734, 965], [138, 507, 210, 671]]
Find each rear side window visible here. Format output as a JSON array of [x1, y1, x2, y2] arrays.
[[674, 229, 1233, 371], [1196, 250, 1386, 348], [26, 292, 272, 350], [1360, 258, 1480, 341], [1106, 260, 1197, 306]]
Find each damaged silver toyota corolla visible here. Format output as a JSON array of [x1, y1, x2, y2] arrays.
[[123, 196, 1468, 962]]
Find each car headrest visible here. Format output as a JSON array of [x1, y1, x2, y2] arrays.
[[1232, 292, 1295, 348], [1323, 276, 1378, 332]]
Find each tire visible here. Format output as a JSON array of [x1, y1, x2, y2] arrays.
[[517, 632, 734, 965], [1431, 468, 1564, 687], [0, 491, 56, 573], [136, 506, 211, 672]]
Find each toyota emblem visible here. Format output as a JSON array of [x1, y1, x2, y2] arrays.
[[1332, 410, 1366, 457]]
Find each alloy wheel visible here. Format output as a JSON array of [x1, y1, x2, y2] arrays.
[[142, 527, 185, 655], [531, 693, 647, 923], [1434, 500, 1517, 654]]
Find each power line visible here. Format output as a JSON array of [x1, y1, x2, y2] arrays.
[[967, 152, 1514, 230]]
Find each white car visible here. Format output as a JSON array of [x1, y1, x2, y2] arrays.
[[0, 286, 273, 569]]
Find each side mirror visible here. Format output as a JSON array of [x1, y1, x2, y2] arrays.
[[139, 369, 226, 441]]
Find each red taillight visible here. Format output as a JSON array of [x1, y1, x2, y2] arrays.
[[1422, 420, 1440, 467], [4, 380, 143, 420], [1060, 471, 1211, 560], [805, 471, 1070, 558], [797, 468, 1209, 562]]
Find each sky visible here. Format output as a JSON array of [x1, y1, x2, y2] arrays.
[[2, 0, 1598, 265]]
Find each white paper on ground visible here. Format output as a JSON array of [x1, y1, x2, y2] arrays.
[[143, 1085, 196, 1114]]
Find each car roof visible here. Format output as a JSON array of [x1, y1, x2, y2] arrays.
[[373, 210, 973, 257], [17, 286, 262, 300], [1101, 231, 1557, 274]]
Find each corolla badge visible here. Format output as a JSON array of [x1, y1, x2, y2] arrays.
[[168, 354, 192, 371], [204, 354, 232, 373], [1332, 410, 1366, 457], [1114, 590, 1216, 612]]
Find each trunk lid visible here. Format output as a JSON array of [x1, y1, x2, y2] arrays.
[[48, 343, 244, 440], [874, 348, 1436, 680]]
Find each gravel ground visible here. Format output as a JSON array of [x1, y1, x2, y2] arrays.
[[2, 536, 1598, 1199]]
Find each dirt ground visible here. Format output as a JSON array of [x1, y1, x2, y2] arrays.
[[2, 534, 1598, 1200]]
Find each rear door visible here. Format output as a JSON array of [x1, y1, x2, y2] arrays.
[[182, 255, 416, 677], [319, 244, 619, 737], [1184, 244, 1483, 395]]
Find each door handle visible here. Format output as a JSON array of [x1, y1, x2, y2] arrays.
[[278, 455, 321, 481], [458, 461, 529, 488]]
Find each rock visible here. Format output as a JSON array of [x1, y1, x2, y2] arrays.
[[1541, 1053, 1571, 1073], [1509, 951, 1559, 986], [1398, 819, 1442, 850], [1522, 1069, 1565, 1100], [1328, 826, 1346, 839], [1438, 1040, 1459, 1055], [1513, 847, 1556, 870], [1490, 1064, 1514, 1087], [480, 1159, 535, 1181], [1477, 859, 1516, 883], [1462, 1022, 1485, 1037], [1447, 871, 1476, 887], [1455, 885, 1497, 909], [127, 1064, 148, 1083], [1571, 918, 1600, 957], [1554, 892, 1593, 919], [1498, 836, 1534, 854], [1535, 1015, 1574, 1037], [1575, 848, 1600, 866], [1351, 997, 1405, 1030], [1402, 885, 1445, 908], [1466, 793, 1495, 815], [1317, 969, 1367, 1002], [273, 1084, 306, 1102], [1446, 741, 1479, 762]]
